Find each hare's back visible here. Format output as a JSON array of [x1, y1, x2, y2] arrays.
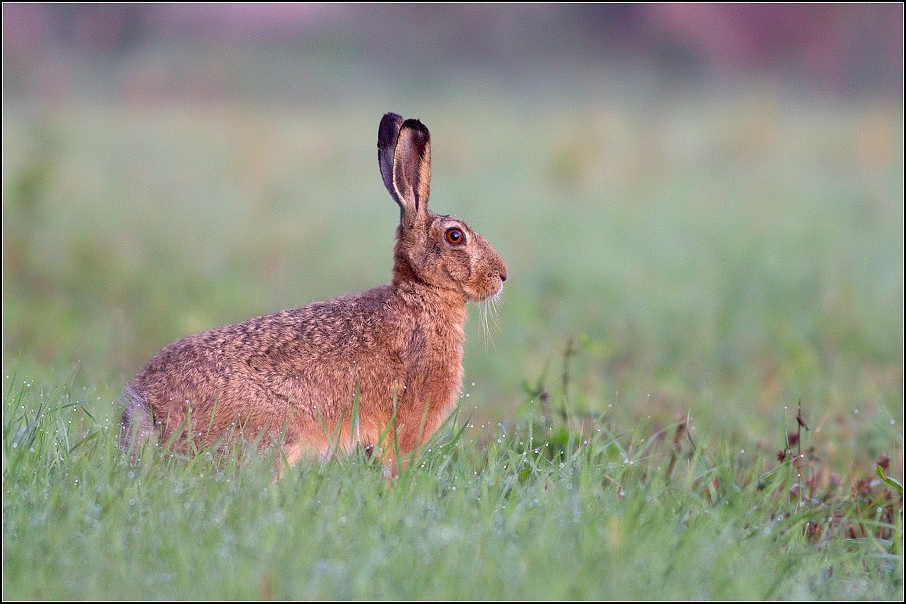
[[131, 289, 403, 421]]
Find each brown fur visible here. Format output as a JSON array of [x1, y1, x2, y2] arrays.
[[120, 113, 508, 471]]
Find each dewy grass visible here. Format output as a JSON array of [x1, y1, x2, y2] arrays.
[[2, 372, 901, 600]]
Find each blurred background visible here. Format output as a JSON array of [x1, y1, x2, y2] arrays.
[[2, 5, 903, 453]]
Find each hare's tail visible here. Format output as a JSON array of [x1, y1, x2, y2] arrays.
[[119, 386, 156, 456]]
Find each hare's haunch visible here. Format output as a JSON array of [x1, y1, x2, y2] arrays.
[[120, 114, 508, 469]]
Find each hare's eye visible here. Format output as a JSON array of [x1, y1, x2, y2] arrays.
[[445, 228, 465, 245]]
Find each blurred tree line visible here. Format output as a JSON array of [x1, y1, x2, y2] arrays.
[[3, 4, 902, 102]]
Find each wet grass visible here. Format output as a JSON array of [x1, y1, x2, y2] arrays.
[[1, 367, 901, 599]]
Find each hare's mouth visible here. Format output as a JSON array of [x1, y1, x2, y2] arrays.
[[465, 274, 505, 302]]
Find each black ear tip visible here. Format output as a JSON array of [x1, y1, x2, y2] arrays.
[[401, 118, 429, 135], [379, 113, 404, 143], [381, 113, 403, 133]]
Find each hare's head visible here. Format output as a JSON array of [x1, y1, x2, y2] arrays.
[[378, 113, 507, 302]]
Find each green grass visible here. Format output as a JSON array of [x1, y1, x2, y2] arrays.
[[2, 50, 903, 598], [1, 370, 901, 599]]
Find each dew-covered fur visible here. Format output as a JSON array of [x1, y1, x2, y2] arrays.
[[120, 114, 508, 469]]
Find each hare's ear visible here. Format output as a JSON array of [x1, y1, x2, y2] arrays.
[[377, 114, 431, 225], [378, 112, 404, 203], [393, 120, 431, 225]]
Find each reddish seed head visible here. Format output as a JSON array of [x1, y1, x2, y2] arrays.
[[806, 519, 822, 543]]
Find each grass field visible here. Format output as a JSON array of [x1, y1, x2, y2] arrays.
[[2, 54, 903, 598]]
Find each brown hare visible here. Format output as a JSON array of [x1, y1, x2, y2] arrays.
[[120, 113, 508, 473]]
